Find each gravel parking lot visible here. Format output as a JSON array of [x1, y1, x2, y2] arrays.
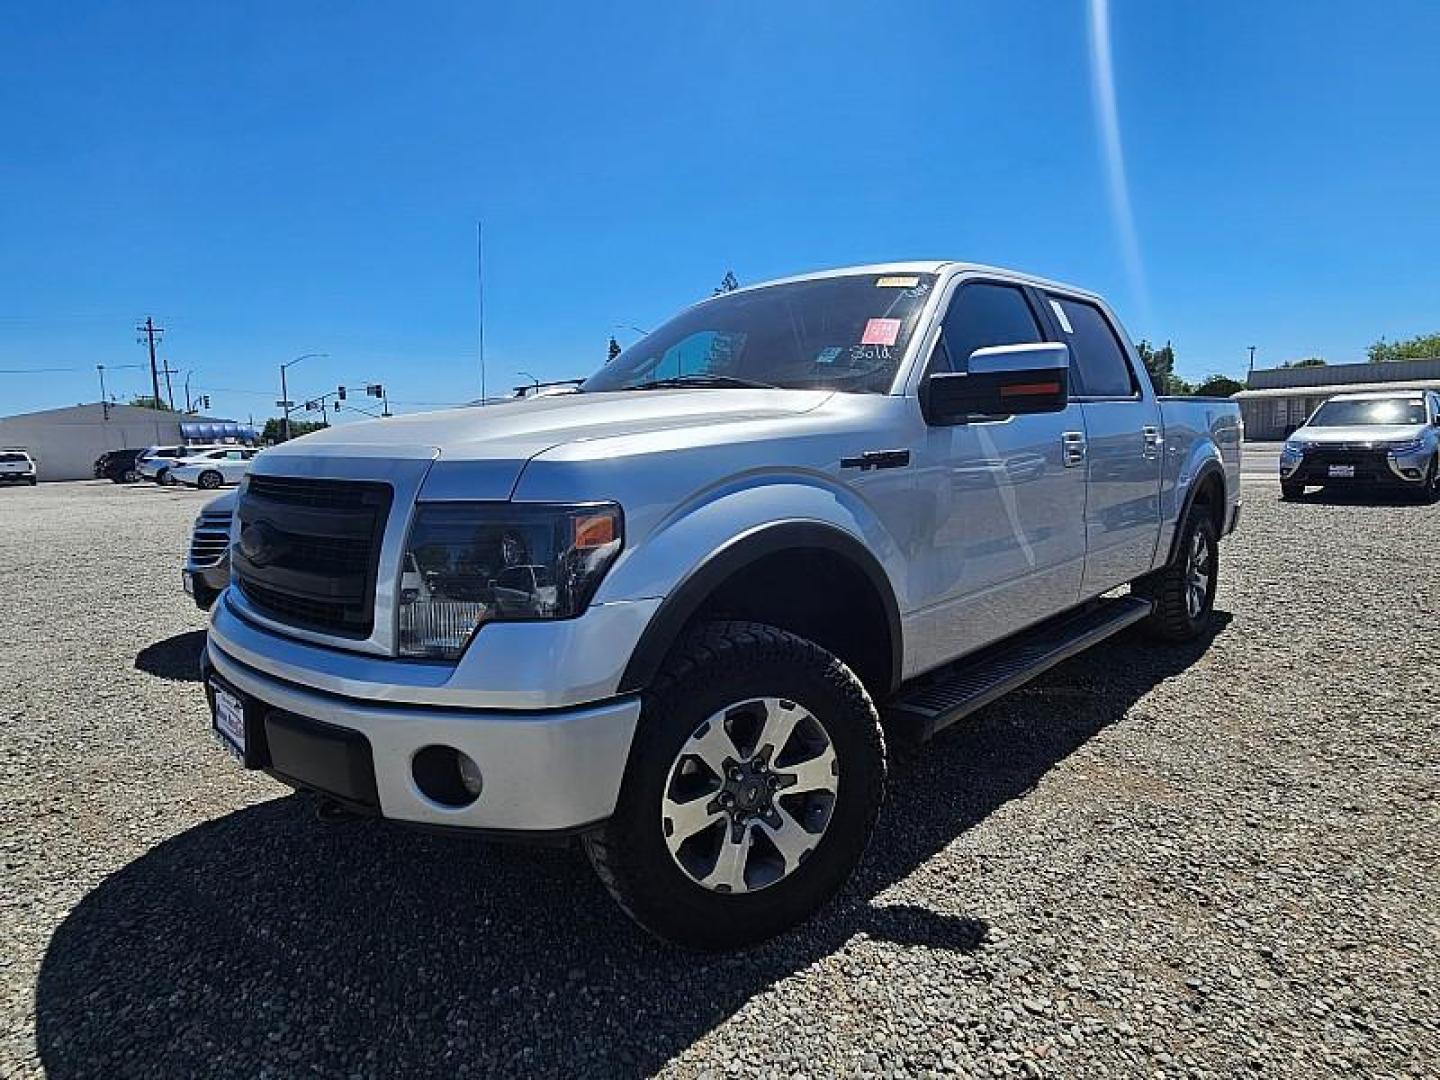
[[1, 475, 1436, 1078]]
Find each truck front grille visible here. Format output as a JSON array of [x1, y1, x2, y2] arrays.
[[234, 476, 393, 638], [188, 513, 233, 569]]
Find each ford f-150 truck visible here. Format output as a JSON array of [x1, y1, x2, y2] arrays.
[[202, 262, 1241, 950]]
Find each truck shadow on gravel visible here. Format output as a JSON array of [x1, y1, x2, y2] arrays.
[[133, 629, 207, 682], [36, 613, 1231, 1078]]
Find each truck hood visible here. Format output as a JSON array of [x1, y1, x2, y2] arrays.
[[257, 388, 833, 494], [1291, 423, 1429, 445]]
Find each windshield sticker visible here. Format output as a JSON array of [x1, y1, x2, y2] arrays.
[[1049, 299, 1074, 334], [861, 318, 902, 346], [875, 275, 920, 288], [816, 346, 844, 365]]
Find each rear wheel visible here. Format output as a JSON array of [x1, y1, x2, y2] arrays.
[[197, 470, 223, 489], [584, 620, 886, 951], [1135, 504, 1219, 642]]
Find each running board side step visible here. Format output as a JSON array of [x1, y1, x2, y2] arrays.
[[883, 596, 1153, 741]]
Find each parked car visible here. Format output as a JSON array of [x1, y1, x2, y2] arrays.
[[95, 447, 147, 484], [1279, 389, 1440, 501], [184, 490, 235, 610], [202, 260, 1242, 950], [138, 444, 221, 484], [170, 447, 259, 489], [0, 449, 38, 485]]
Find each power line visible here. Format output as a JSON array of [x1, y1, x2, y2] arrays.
[[0, 363, 146, 374]]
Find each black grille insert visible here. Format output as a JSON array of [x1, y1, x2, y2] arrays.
[[235, 477, 393, 637]]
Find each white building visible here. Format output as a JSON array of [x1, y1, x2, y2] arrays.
[[0, 403, 247, 482]]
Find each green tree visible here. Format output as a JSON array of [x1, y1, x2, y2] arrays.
[[1135, 339, 1191, 394], [129, 395, 177, 411], [261, 418, 328, 443], [1367, 332, 1440, 363], [1280, 356, 1327, 368], [1192, 374, 1245, 397]]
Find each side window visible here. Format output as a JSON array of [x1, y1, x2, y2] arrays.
[[931, 282, 1043, 373], [1047, 295, 1137, 398]]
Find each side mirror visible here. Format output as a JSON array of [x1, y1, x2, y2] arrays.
[[920, 343, 1070, 425]]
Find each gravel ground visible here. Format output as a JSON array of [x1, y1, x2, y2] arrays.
[[1, 477, 1437, 1078]]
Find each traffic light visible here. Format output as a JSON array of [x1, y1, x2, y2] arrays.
[[367, 383, 383, 398], [201, 395, 211, 409], [608, 336, 621, 362], [337, 386, 347, 400], [305, 399, 316, 411]]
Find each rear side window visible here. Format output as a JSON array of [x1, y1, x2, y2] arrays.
[[1047, 295, 1136, 398], [932, 283, 1043, 373]]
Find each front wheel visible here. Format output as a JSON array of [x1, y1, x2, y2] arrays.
[[1134, 504, 1219, 642], [197, 470, 223, 490], [584, 620, 886, 951], [1280, 480, 1304, 501]]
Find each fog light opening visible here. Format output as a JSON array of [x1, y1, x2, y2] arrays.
[[412, 745, 483, 808]]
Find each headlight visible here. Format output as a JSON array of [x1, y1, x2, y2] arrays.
[[1282, 441, 1307, 456], [397, 502, 623, 659], [1384, 438, 1425, 455]]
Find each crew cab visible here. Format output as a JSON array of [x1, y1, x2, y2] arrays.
[[201, 261, 1241, 950], [1279, 390, 1440, 501]]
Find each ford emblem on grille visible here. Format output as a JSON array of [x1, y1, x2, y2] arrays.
[[239, 521, 285, 566]]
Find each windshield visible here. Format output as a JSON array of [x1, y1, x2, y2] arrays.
[[0, 453, 28, 463], [582, 272, 937, 394], [1309, 398, 1427, 427]]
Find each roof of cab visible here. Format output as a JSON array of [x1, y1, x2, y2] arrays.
[[714, 261, 1104, 303]]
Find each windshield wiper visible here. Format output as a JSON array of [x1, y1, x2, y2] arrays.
[[625, 373, 779, 391]]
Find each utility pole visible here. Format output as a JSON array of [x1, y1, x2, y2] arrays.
[[160, 363, 178, 410], [183, 370, 197, 412], [477, 220, 487, 404], [1247, 345, 1257, 380], [136, 316, 164, 408], [97, 365, 109, 420]]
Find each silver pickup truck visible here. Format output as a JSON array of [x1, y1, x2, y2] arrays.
[[202, 261, 1241, 949]]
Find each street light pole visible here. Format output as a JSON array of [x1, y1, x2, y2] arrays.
[[279, 352, 328, 441], [97, 365, 109, 420], [1247, 345, 1257, 380]]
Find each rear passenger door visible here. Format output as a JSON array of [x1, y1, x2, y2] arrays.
[[1042, 294, 1163, 597]]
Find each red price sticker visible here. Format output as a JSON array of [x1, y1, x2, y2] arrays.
[[860, 318, 901, 346]]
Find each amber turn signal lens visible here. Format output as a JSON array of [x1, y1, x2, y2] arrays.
[[573, 512, 618, 550]]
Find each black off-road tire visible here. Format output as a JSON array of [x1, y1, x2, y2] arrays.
[[1280, 480, 1304, 501], [1415, 455, 1440, 504], [1134, 504, 1219, 642], [583, 620, 886, 952]]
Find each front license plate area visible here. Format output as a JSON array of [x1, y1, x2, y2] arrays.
[[212, 682, 248, 759], [1328, 464, 1356, 478]]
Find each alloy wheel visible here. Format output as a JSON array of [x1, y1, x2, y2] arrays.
[[1185, 529, 1214, 619], [661, 696, 839, 894]]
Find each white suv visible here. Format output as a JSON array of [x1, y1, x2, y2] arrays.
[[0, 449, 37, 486]]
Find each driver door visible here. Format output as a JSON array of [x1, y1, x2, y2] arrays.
[[905, 279, 1089, 674]]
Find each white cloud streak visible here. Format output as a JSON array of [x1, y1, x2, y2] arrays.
[[1087, 0, 1149, 319]]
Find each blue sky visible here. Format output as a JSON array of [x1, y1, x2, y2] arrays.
[[2, 1, 1437, 421]]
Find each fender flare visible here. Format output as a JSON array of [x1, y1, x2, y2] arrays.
[[616, 520, 904, 695], [1165, 460, 1228, 567]]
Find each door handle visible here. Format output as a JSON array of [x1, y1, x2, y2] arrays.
[[1062, 431, 1087, 467], [1142, 426, 1164, 458]]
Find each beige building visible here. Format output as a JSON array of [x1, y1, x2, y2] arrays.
[[1234, 357, 1440, 439]]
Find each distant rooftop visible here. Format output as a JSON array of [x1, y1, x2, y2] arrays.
[[1247, 356, 1440, 390]]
